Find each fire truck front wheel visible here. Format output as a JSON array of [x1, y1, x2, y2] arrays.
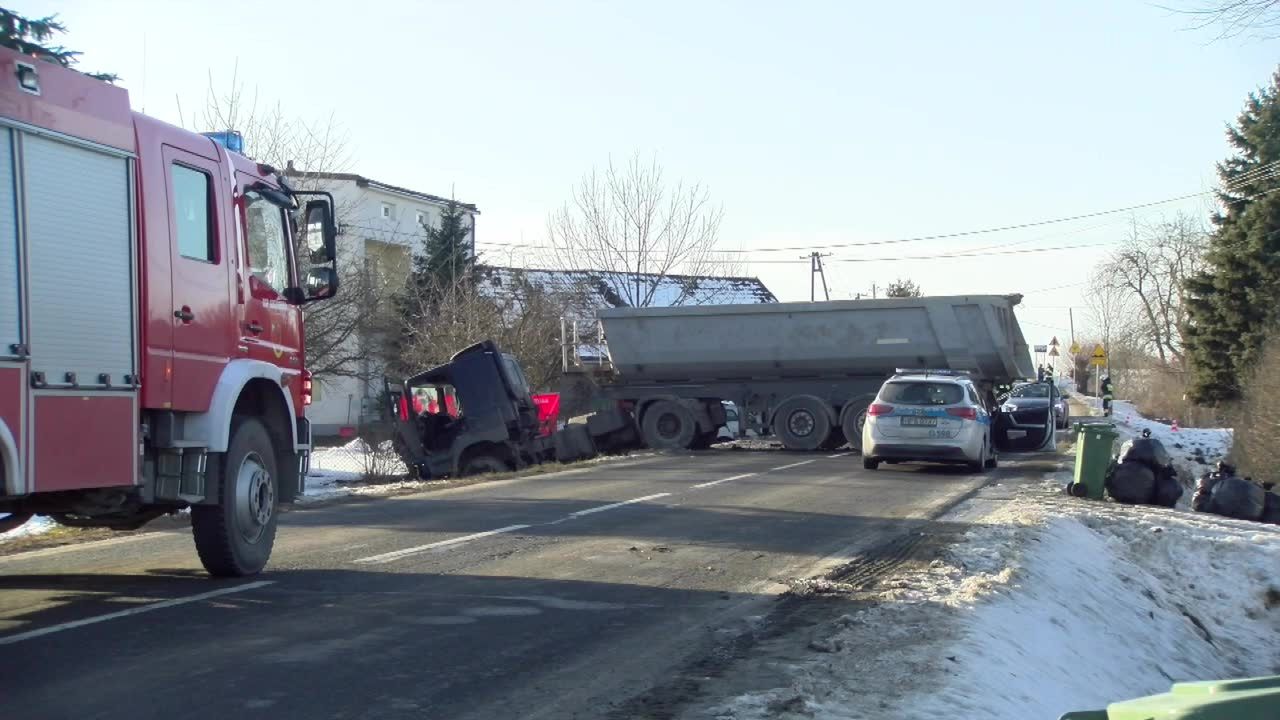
[[192, 417, 280, 577]]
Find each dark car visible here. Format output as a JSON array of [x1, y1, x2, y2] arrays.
[[1002, 381, 1069, 430]]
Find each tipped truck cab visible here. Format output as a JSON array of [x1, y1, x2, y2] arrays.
[[861, 370, 995, 472], [0, 50, 338, 575]]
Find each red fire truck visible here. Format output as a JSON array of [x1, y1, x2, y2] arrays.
[[0, 49, 339, 576]]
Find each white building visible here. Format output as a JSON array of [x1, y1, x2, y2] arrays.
[[291, 171, 479, 438]]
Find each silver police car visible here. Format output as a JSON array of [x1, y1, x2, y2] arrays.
[[861, 370, 995, 472]]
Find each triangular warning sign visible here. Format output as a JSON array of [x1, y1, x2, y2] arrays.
[[1048, 347, 1060, 357], [1092, 345, 1106, 358], [1050, 336, 1060, 346], [1069, 342, 1081, 354]]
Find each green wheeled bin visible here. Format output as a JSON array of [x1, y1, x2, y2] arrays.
[[1060, 674, 1280, 719], [1067, 422, 1118, 500]]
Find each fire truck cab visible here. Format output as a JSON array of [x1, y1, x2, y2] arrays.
[[0, 48, 338, 576]]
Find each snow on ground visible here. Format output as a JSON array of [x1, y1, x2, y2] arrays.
[[702, 480, 1280, 720], [303, 438, 413, 500], [0, 515, 55, 543]]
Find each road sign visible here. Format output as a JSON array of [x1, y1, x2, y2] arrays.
[[1069, 342, 1081, 354], [1050, 336, 1060, 346], [1048, 347, 1060, 357], [1034, 344, 1048, 353], [1090, 344, 1107, 366]]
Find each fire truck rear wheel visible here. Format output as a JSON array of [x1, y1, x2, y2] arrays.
[[192, 416, 280, 577]]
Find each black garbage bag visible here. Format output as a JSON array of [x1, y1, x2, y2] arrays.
[[1192, 462, 1235, 512], [1261, 492, 1280, 526], [1207, 475, 1267, 521], [1117, 436, 1172, 471], [1107, 460, 1156, 504], [1152, 466, 1183, 508]]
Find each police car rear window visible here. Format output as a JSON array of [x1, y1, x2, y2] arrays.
[[880, 382, 965, 406]]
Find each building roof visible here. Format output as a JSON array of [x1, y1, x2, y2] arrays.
[[287, 170, 479, 213], [478, 265, 777, 309]]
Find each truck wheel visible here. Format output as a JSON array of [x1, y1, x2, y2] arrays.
[[773, 396, 832, 451], [641, 400, 697, 450], [462, 455, 509, 476], [841, 402, 870, 452], [863, 457, 880, 470], [192, 417, 279, 578]]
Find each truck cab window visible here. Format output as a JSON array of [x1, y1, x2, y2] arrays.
[[244, 191, 290, 294], [172, 164, 215, 262]]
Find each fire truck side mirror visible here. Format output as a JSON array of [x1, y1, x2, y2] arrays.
[[303, 200, 337, 263], [303, 266, 338, 302]]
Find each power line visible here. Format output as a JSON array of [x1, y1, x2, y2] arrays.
[[474, 166, 1279, 257], [740, 241, 1119, 265]]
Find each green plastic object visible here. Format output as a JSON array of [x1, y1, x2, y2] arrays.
[[1071, 422, 1118, 500], [1059, 675, 1280, 719]]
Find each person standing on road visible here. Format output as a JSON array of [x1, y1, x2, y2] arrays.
[[1101, 375, 1114, 416]]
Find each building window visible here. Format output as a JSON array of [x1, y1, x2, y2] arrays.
[[415, 210, 426, 228], [381, 202, 395, 220]]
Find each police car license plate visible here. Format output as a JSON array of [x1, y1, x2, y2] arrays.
[[901, 416, 937, 427]]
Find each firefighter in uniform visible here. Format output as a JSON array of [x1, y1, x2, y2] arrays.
[[1101, 375, 1115, 417]]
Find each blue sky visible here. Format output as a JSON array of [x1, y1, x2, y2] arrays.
[[20, 0, 1278, 344]]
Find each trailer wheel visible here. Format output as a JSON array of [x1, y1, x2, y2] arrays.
[[841, 401, 871, 452], [192, 416, 279, 577], [772, 396, 832, 451], [641, 400, 697, 450]]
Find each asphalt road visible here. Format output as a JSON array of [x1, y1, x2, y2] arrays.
[[0, 448, 1024, 720]]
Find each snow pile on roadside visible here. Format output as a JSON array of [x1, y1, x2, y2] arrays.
[[906, 493, 1280, 718], [0, 515, 55, 543], [305, 437, 409, 499], [703, 484, 1280, 720]]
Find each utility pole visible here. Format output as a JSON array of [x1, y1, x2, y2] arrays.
[[805, 252, 832, 301], [1069, 308, 1075, 346], [871, 283, 877, 299]]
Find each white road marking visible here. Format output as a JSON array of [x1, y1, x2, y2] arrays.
[[568, 493, 671, 518], [691, 473, 757, 489], [0, 581, 274, 646], [826, 452, 852, 458], [354, 525, 531, 565], [770, 459, 818, 471]]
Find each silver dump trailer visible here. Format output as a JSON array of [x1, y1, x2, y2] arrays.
[[574, 295, 1033, 452]]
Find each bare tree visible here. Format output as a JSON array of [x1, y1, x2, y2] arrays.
[[391, 272, 570, 392], [1165, 0, 1280, 39], [545, 153, 739, 308], [1102, 213, 1208, 369], [1084, 271, 1135, 365], [189, 68, 380, 381]]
